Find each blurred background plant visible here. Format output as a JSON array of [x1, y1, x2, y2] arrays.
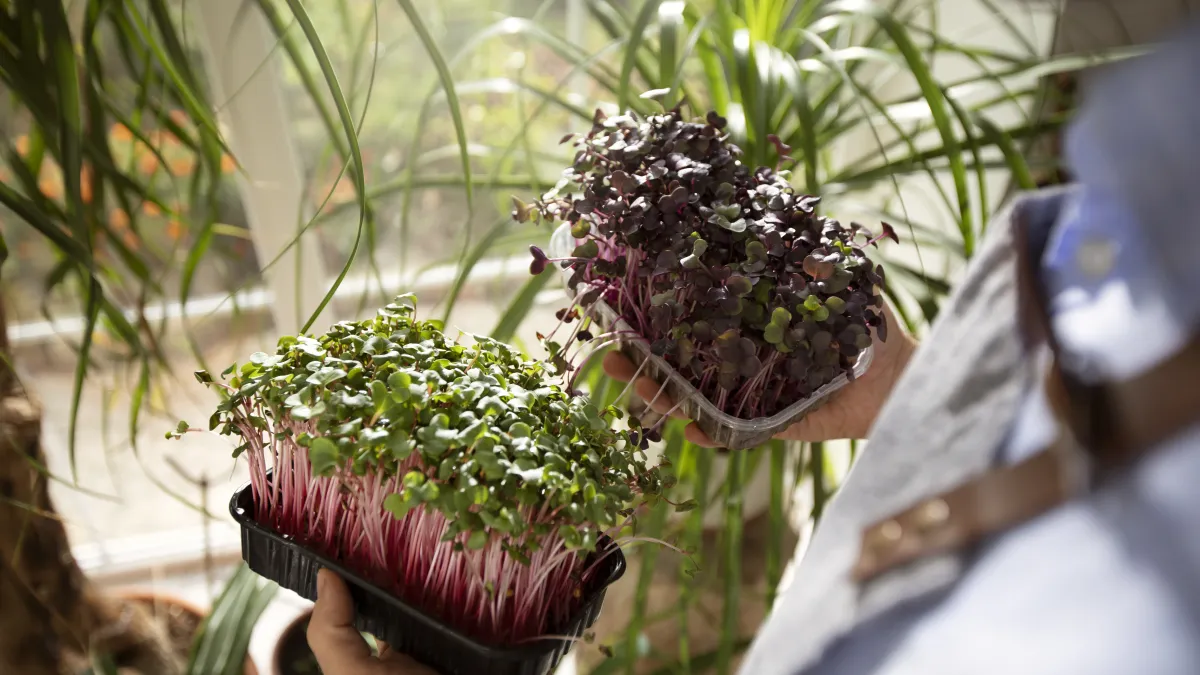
[[0, 0, 1152, 673]]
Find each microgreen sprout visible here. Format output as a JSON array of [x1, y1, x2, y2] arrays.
[[517, 108, 893, 418], [186, 295, 665, 645]]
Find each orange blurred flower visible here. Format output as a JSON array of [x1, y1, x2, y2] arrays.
[[166, 219, 185, 241], [15, 134, 29, 156], [110, 123, 133, 142], [80, 164, 93, 203], [39, 176, 61, 199], [110, 208, 129, 231], [317, 174, 357, 207], [138, 152, 158, 175], [221, 153, 236, 173], [142, 201, 161, 217], [169, 110, 189, 126], [147, 129, 180, 150], [122, 229, 139, 251], [168, 156, 195, 176]]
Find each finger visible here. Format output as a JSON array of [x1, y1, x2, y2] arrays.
[[602, 351, 637, 382], [634, 376, 687, 419], [773, 420, 818, 443], [684, 422, 720, 448], [773, 410, 850, 443], [605, 351, 687, 419], [308, 570, 379, 674]]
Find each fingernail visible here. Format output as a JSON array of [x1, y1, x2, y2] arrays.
[[316, 568, 327, 597]]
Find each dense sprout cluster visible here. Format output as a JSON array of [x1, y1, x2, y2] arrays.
[[191, 296, 663, 643], [519, 108, 893, 418]]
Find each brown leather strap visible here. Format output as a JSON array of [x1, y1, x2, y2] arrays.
[[853, 210, 1200, 583], [1044, 337, 1200, 473], [1014, 200, 1200, 470], [853, 438, 1080, 582]]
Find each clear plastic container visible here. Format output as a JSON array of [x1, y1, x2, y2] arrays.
[[549, 223, 872, 450]]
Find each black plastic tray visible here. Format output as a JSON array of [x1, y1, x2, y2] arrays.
[[230, 478, 625, 675]]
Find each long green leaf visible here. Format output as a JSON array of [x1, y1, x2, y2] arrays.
[[676, 442, 712, 675], [281, 0, 366, 333], [973, 112, 1036, 192], [687, 7, 731, 116], [124, 3, 234, 161], [833, 115, 1066, 187], [944, 89, 989, 249], [38, 2, 94, 482], [782, 59, 819, 192], [765, 439, 787, 608], [658, 0, 682, 104], [619, 0, 664, 109], [648, 640, 755, 675], [623, 481, 671, 674], [448, 78, 593, 120], [252, 0, 383, 317], [491, 265, 554, 344], [810, 441, 828, 521], [439, 216, 508, 321], [187, 566, 278, 675], [394, 0, 473, 210], [840, 3, 973, 254], [717, 450, 747, 674]]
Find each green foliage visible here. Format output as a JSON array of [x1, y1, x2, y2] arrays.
[[187, 566, 278, 675], [0, 0, 374, 494], [201, 295, 664, 556]]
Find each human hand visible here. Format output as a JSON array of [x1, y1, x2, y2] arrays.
[[602, 302, 916, 447], [308, 569, 438, 675]]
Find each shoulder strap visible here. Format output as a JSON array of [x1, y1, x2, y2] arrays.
[[853, 210, 1200, 582]]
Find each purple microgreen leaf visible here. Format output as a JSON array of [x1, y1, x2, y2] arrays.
[[802, 253, 835, 280]]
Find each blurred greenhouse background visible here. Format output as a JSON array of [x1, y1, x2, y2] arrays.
[[0, 0, 1178, 673]]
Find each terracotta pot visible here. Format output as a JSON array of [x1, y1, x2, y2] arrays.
[[271, 610, 319, 675], [118, 591, 259, 675]]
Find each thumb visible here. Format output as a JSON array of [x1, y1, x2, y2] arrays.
[[307, 569, 385, 674]]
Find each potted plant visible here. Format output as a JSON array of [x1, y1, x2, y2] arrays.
[[110, 592, 260, 675], [271, 611, 318, 675], [76, 565, 273, 675], [179, 295, 667, 675], [517, 107, 894, 449]]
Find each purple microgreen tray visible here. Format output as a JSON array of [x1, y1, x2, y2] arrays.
[[550, 223, 871, 450]]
